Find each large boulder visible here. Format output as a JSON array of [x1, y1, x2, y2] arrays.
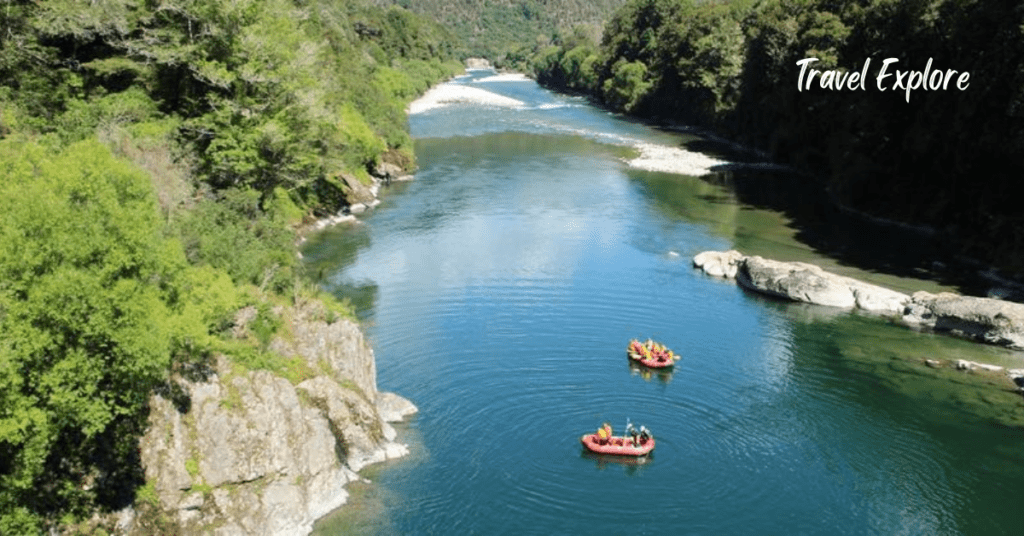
[[693, 250, 1024, 350], [693, 249, 743, 278], [695, 251, 909, 313], [337, 172, 375, 205], [737, 255, 858, 308], [849, 281, 911, 314], [373, 162, 404, 181], [903, 291, 1024, 349], [377, 391, 419, 423]]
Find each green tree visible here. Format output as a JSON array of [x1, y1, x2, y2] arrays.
[[0, 139, 202, 531], [603, 59, 652, 112]]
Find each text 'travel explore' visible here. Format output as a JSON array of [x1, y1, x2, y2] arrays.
[[796, 57, 970, 102]]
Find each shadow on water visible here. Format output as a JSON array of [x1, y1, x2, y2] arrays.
[[326, 281, 379, 322], [300, 221, 379, 318], [580, 449, 654, 472], [627, 360, 674, 385], [777, 298, 1024, 430], [302, 221, 372, 279], [713, 292, 1024, 535], [633, 133, 1012, 298], [772, 303, 1024, 536], [711, 168, 952, 279]]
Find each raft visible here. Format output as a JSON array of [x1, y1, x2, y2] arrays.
[[627, 338, 678, 369], [580, 433, 655, 456], [628, 352, 676, 369]]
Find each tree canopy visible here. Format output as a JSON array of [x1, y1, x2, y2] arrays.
[[0, 0, 462, 530], [529, 0, 1024, 273]]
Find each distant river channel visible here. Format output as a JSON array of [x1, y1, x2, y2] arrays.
[[303, 70, 1024, 535]]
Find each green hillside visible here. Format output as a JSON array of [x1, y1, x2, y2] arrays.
[[0, 1, 460, 532], [370, 0, 629, 60]]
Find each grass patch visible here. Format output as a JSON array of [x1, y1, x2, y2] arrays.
[[185, 457, 200, 478]]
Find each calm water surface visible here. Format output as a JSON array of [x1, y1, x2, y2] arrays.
[[305, 71, 1024, 535]]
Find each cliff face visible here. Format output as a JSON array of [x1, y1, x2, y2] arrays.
[[134, 302, 416, 535]]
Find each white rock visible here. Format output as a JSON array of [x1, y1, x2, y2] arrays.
[[693, 250, 743, 279], [851, 284, 910, 314], [377, 391, 419, 423], [384, 442, 410, 460]]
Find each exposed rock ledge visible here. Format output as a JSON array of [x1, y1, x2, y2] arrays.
[[296, 161, 414, 241], [134, 301, 416, 535], [694, 250, 1024, 350]]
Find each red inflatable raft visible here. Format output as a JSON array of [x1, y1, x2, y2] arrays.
[[630, 353, 675, 369], [627, 338, 678, 369], [580, 433, 655, 456]]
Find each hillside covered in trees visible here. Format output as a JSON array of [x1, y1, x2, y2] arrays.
[[370, 0, 628, 60], [529, 0, 1024, 275], [0, 0, 460, 532]]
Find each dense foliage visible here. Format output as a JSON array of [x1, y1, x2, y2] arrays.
[[370, 0, 629, 61], [529, 0, 1024, 272], [0, 0, 460, 531], [0, 138, 207, 532]]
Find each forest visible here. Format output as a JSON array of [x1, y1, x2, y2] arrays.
[[369, 0, 629, 60], [0, 0, 460, 532], [4, 0, 1024, 531], [527, 0, 1024, 274]]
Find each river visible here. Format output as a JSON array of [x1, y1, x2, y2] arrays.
[[303, 70, 1024, 535]]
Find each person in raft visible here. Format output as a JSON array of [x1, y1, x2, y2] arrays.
[[596, 422, 613, 445], [626, 422, 639, 446]]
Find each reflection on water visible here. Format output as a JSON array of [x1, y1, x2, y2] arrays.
[[634, 168, 962, 296], [580, 449, 654, 471], [627, 360, 675, 384], [309, 70, 1024, 536]]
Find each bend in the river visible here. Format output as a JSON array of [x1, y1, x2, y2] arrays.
[[304, 70, 1024, 536]]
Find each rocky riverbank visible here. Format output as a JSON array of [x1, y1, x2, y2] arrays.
[[122, 300, 416, 535], [295, 160, 416, 241], [694, 250, 1024, 389]]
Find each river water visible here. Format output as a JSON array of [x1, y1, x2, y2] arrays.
[[304, 71, 1024, 535]]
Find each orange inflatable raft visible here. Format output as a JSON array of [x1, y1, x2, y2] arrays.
[[580, 433, 655, 456]]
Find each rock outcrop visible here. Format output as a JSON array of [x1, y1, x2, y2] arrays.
[[695, 250, 1024, 350], [300, 163, 407, 237], [465, 57, 492, 70], [337, 173, 376, 206], [692, 250, 742, 278], [136, 301, 416, 535], [902, 291, 1024, 349]]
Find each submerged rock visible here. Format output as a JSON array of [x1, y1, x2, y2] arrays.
[[955, 359, 1004, 372], [1010, 371, 1024, 393]]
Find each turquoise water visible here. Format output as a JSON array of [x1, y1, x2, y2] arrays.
[[304, 71, 1024, 535]]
